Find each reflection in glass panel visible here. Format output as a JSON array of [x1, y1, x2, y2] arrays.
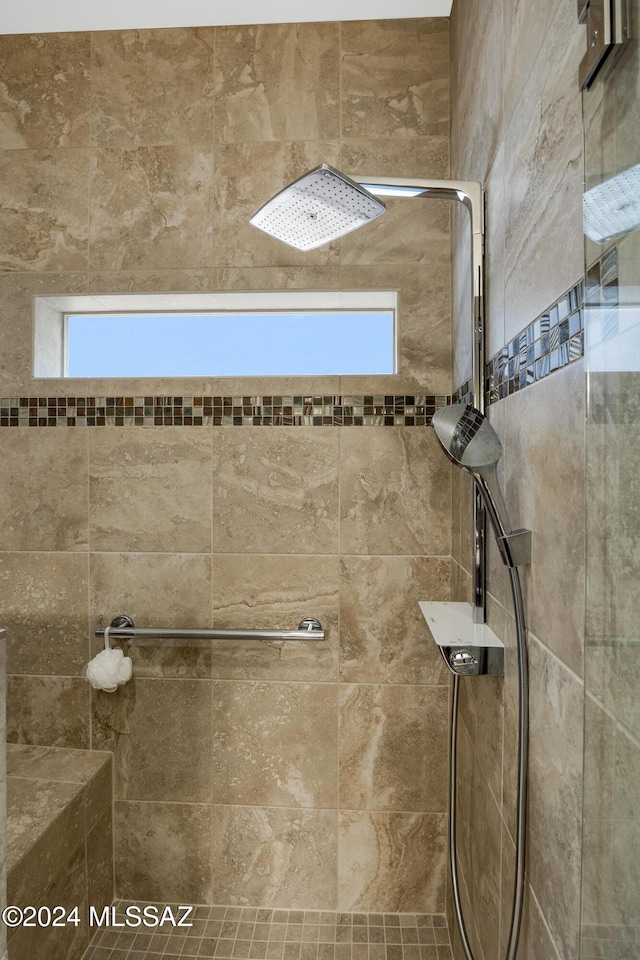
[[581, 4, 640, 956]]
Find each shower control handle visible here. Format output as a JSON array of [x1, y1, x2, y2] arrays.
[[448, 650, 480, 675]]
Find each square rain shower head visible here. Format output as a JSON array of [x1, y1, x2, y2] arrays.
[[250, 164, 386, 252]]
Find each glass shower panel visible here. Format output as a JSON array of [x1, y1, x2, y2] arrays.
[[581, 4, 640, 957]]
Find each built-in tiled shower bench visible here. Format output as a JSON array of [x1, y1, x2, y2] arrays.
[[5, 744, 113, 960]]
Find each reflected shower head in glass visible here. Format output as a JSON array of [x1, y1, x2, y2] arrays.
[[249, 163, 386, 251], [583, 162, 640, 243]]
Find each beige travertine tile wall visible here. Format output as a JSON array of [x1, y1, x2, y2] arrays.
[[450, 1, 586, 958], [0, 20, 454, 912]]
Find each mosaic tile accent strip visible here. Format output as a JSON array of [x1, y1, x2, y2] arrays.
[[453, 279, 586, 407], [82, 902, 453, 960], [0, 396, 449, 428]]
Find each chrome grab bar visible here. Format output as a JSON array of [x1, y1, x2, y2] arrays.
[[95, 614, 325, 642]]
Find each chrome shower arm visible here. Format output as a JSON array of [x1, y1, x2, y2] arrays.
[[355, 175, 484, 301]]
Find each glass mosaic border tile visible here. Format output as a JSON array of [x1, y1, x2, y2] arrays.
[[453, 279, 586, 407], [0, 395, 449, 428]]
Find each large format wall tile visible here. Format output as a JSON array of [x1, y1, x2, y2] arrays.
[[0, 149, 89, 272], [90, 28, 214, 148], [212, 428, 340, 555], [6, 777, 84, 888], [525, 636, 583, 960], [500, 832, 562, 960], [215, 23, 339, 144], [339, 555, 449, 684], [211, 554, 339, 681], [88, 427, 213, 553], [451, 0, 502, 183], [111, 638, 212, 681], [502, 0, 580, 126], [339, 428, 451, 556], [87, 807, 114, 912], [504, 363, 585, 676], [0, 33, 91, 150], [457, 671, 503, 806], [455, 716, 501, 960], [336, 135, 451, 271], [8, 841, 89, 960], [0, 272, 88, 394], [338, 811, 446, 913], [582, 696, 616, 824], [0, 429, 88, 551], [92, 677, 213, 803], [503, 0, 584, 339], [212, 681, 338, 808], [0, 552, 89, 676], [340, 136, 450, 182], [6, 676, 89, 749], [339, 196, 450, 270], [580, 694, 640, 928], [89, 145, 213, 270], [6, 743, 111, 807], [338, 262, 451, 397], [593, 819, 640, 930], [342, 20, 449, 138], [339, 684, 448, 811], [212, 264, 341, 293], [87, 267, 213, 294], [211, 806, 338, 909], [114, 800, 213, 903], [89, 551, 213, 678], [90, 552, 213, 634]]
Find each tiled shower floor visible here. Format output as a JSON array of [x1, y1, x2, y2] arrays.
[[81, 902, 453, 960]]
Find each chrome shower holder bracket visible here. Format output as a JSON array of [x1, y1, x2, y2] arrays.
[[496, 528, 532, 568], [418, 601, 505, 677]]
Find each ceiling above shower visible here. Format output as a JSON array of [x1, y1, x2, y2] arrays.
[[1, 0, 453, 35]]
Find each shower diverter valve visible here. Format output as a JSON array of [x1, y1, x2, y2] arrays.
[[418, 601, 504, 677]]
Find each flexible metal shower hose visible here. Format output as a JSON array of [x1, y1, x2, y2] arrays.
[[449, 565, 529, 960]]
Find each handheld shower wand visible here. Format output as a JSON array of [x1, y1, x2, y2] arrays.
[[432, 402, 531, 569]]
